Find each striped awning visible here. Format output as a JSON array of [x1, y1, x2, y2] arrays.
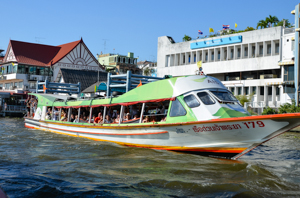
[[278, 61, 294, 66]]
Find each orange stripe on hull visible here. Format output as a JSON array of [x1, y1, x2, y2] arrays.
[[26, 124, 246, 155]]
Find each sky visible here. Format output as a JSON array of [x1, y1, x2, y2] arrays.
[[0, 0, 297, 63]]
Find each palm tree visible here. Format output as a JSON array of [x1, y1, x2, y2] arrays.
[[256, 20, 268, 29], [276, 19, 293, 28], [182, 35, 192, 42], [266, 15, 279, 27]]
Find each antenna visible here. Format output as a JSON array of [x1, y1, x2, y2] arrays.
[[35, 37, 46, 44], [103, 39, 109, 54]]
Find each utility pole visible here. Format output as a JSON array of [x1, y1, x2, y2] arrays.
[[292, 3, 300, 106]]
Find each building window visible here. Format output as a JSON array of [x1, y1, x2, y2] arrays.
[[230, 87, 234, 93], [259, 45, 263, 55], [260, 87, 264, 95], [252, 46, 255, 57], [205, 53, 208, 61], [218, 51, 220, 60], [211, 52, 214, 61], [268, 87, 272, 95], [284, 65, 294, 81], [244, 87, 249, 95], [252, 87, 256, 94], [275, 43, 279, 54], [283, 85, 295, 93], [230, 49, 234, 59], [5, 83, 10, 90], [292, 40, 295, 51], [237, 48, 241, 58], [276, 87, 279, 95], [244, 47, 248, 57], [237, 87, 241, 95], [267, 44, 271, 55]]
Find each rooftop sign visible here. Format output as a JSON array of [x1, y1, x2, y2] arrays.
[[190, 35, 242, 49]]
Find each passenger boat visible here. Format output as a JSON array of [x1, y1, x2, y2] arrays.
[[24, 75, 300, 159]]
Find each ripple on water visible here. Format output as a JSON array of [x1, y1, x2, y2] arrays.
[[0, 118, 300, 197]]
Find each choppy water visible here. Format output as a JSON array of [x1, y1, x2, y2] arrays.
[[0, 118, 300, 197]]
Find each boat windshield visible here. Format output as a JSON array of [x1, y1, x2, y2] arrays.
[[210, 90, 237, 102]]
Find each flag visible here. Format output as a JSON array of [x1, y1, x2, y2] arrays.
[[94, 85, 97, 93], [12, 63, 15, 66], [197, 61, 202, 69], [137, 80, 142, 87], [209, 28, 214, 33], [198, 30, 203, 35], [222, 25, 230, 30], [43, 85, 47, 93], [235, 23, 238, 28]]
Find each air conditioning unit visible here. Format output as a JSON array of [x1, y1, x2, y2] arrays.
[[24, 85, 29, 90]]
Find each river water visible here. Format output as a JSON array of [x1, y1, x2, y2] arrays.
[[0, 118, 300, 198]]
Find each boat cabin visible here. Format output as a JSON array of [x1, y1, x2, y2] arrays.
[[30, 75, 250, 125]]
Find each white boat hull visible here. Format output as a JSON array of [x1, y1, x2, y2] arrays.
[[24, 113, 300, 159]]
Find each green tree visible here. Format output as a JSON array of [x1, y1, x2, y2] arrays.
[[266, 15, 279, 27], [256, 19, 268, 29], [182, 35, 192, 42], [278, 100, 300, 114], [244, 26, 255, 32], [276, 19, 293, 28], [235, 95, 250, 107], [262, 106, 277, 115], [143, 67, 150, 76]]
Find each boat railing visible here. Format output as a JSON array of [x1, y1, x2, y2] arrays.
[[4, 105, 27, 113], [106, 70, 166, 97]]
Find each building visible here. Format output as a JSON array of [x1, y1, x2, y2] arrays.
[[55, 68, 107, 93], [97, 52, 140, 74], [157, 26, 297, 110], [137, 60, 157, 76], [0, 39, 104, 93]]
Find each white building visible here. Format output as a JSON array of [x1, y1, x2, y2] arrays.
[[157, 26, 296, 109]]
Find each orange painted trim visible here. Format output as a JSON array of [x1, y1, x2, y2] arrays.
[[26, 112, 300, 130], [27, 124, 247, 154], [45, 125, 168, 136]]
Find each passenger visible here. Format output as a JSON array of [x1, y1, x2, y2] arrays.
[[131, 106, 138, 119], [70, 114, 75, 122], [133, 114, 138, 119], [46, 108, 52, 120], [61, 111, 67, 121], [90, 115, 96, 123], [80, 116, 87, 123], [142, 116, 149, 123], [104, 115, 112, 124], [73, 115, 79, 123], [160, 116, 166, 122], [150, 116, 156, 123], [112, 110, 118, 119], [52, 108, 59, 121], [115, 115, 120, 123]]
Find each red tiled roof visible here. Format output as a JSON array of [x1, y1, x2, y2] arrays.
[[6, 39, 82, 67], [10, 40, 61, 66], [50, 40, 81, 65]]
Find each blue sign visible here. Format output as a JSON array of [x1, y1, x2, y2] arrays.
[[190, 35, 242, 49]]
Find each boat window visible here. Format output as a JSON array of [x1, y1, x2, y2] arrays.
[[184, 95, 200, 108], [210, 91, 237, 102], [169, 98, 187, 117], [197, 92, 215, 105], [141, 101, 169, 123]]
